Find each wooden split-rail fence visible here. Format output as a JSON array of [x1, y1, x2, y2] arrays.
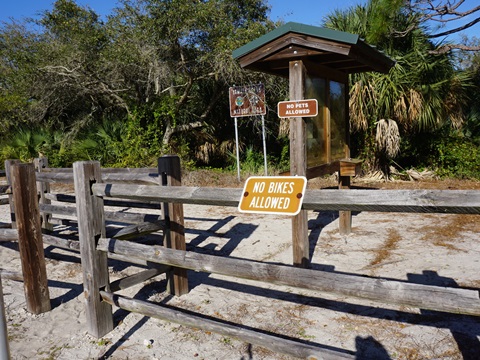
[[1, 158, 480, 359]]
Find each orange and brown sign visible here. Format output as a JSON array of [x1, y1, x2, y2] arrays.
[[238, 176, 307, 216], [278, 99, 318, 118]]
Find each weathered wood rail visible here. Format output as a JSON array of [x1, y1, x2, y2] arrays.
[[0, 170, 10, 207], [2, 158, 480, 359], [0, 158, 175, 311], [92, 183, 480, 214], [35, 167, 159, 184], [71, 160, 480, 359]]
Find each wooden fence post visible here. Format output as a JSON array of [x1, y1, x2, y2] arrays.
[[338, 159, 362, 235], [4, 160, 20, 229], [0, 275, 12, 360], [158, 155, 189, 296], [34, 157, 53, 231], [338, 175, 352, 235], [73, 161, 113, 338], [11, 163, 51, 314]]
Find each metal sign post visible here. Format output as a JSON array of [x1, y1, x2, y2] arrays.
[[234, 117, 241, 181], [229, 84, 267, 179], [261, 115, 268, 175]]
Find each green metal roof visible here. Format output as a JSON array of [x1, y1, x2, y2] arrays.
[[232, 22, 394, 76], [233, 22, 359, 60]]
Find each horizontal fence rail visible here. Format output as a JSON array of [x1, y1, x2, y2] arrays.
[[97, 237, 480, 317], [36, 168, 159, 184], [44, 192, 161, 209], [99, 290, 355, 360], [0, 185, 9, 206], [92, 184, 480, 214]]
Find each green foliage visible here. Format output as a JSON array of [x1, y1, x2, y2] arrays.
[[241, 146, 265, 174], [0, 0, 277, 169], [433, 136, 480, 179], [324, 0, 472, 174], [0, 127, 50, 162], [2, 0, 478, 178]]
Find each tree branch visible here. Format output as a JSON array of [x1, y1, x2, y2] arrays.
[[430, 43, 480, 54], [428, 15, 480, 38]]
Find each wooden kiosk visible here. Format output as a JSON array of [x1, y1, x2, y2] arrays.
[[233, 22, 394, 267]]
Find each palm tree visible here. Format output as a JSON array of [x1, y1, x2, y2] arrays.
[[323, 0, 471, 174]]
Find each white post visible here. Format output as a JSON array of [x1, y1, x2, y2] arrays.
[[261, 115, 268, 176], [234, 117, 241, 181], [0, 275, 11, 360]]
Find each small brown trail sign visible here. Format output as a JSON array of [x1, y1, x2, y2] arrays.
[[278, 99, 318, 118], [229, 84, 266, 117], [238, 176, 307, 216]]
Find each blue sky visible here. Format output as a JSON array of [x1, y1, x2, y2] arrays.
[[1, 0, 361, 26], [1, 0, 478, 40]]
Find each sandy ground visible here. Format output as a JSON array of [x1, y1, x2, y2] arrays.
[[1, 178, 480, 360]]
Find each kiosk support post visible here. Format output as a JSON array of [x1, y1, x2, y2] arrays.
[[289, 60, 310, 268]]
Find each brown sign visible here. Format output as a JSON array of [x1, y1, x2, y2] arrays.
[[278, 99, 318, 118], [229, 84, 266, 117], [238, 176, 307, 216]]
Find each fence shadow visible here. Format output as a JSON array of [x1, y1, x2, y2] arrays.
[[172, 265, 480, 359], [308, 209, 361, 262], [103, 279, 359, 360]]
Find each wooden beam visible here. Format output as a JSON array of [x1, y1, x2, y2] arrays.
[[34, 157, 53, 231], [338, 158, 360, 235], [338, 175, 352, 235], [44, 193, 162, 210], [109, 267, 169, 293], [97, 238, 480, 316], [39, 202, 163, 225], [100, 291, 355, 360], [41, 233, 170, 268], [0, 228, 18, 242], [36, 169, 160, 184], [289, 60, 310, 268], [0, 269, 23, 282], [158, 155, 189, 296], [73, 161, 113, 338], [92, 184, 480, 215], [39, 203, 77, 217], [43, 233, 80, 251], [11, 163, 51, 314], [4, 160, 20, 229], [94, 184, 240, 206], [110, 220, 164, 240]]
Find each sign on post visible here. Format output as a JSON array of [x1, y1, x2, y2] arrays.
[[229, 84, 266, 117], [229, 83, 268, 179], [278, 99, 318, 118], [238, 176, 307, 216]]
